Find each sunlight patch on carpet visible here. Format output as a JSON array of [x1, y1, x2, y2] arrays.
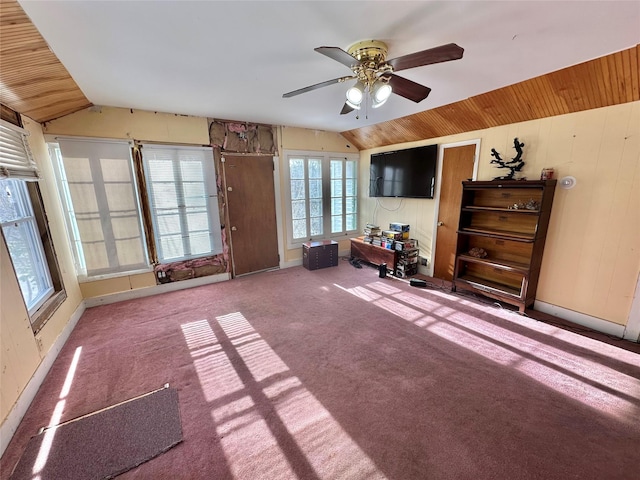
[[180, 311, 388, 480]]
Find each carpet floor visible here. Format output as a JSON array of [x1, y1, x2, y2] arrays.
[[1, 261, 639, 479]]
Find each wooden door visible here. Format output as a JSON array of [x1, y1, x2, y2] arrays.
[[433, 144, 476, 280], [223, 154, 279, 276]]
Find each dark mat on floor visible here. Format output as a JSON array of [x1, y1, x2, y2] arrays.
[[10, 387, 182, 480]]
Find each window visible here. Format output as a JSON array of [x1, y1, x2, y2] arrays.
[[1, 114, 65, 330], [1, 179, 53, 315], [285, 150, 358, 246], [52, 138, 149, 278], [141, 144, 222, 263]]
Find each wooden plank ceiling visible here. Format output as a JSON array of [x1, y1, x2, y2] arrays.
[[0, 0, 91, 123], [341, 44, 640, 150]]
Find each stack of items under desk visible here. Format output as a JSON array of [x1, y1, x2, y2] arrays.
[[388, 223, 418, 278], [395, 239, 419, 278], [362, 223, 419, 278]]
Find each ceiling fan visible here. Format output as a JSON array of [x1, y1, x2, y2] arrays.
[[283, 40, 464, 115]]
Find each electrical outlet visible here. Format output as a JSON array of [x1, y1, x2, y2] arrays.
[[419, 256, 428, 266]]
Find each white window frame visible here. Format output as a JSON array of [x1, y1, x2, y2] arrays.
[[0, 179, 54, 316], [283, 149, 359, 248], [141, 144, 223, 263], [49, 138, 150, 280]]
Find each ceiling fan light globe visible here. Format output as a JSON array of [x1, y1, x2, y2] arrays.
[[371, 96, 389, 109], [346, 82, 365, 105], [372, 82, 392, 103], [345, 99, 362, 110]]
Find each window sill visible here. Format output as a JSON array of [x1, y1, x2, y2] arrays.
[[31, 290, 67, 334]]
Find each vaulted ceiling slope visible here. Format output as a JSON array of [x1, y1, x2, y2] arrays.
[[0, 0, 91, 123], [341, 45, 640, 150], [0, 0, 638, 147]]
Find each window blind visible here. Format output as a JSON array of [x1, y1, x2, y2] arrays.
[[0, 119, 39, 180], [56, 138, 148, 277], [141, 144, 222, 262]]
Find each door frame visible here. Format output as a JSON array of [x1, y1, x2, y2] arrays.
[[273, 154, 285, 270], [427, 139, 481, 277]]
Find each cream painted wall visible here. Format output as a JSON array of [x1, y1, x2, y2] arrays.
[[79, 272, 156, 299], [358, 102, 640, 328], [1, 118, 83, 425], [43, 106, 210, 145], [279, 125, 356, 153], [0, 234, 41, 421]]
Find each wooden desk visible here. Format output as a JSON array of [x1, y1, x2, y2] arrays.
[[350, 237, 397, 267]]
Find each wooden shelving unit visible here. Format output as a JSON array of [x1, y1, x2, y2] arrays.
[[452, 180, 556, 312]]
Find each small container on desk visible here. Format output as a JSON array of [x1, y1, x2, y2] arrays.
[[303, 240, 338, 270]]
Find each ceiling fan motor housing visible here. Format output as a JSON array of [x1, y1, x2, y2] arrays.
[[347, 40, 389, 64], [347, 40, 393, 87]]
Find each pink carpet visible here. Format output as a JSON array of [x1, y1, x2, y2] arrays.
[[2, 260, 639, 479]]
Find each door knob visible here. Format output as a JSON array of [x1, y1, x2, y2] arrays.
[[437, 221, 444, 227], [227, 186, 233, 192], [231, 226, 237, 231]]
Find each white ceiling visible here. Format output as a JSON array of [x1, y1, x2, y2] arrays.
[[18, 1, 640, 132]]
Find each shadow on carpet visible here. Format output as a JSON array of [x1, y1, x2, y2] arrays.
[[10, 386, 182, 480]]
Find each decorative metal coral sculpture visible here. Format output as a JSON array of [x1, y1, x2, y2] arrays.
[[491, 138, 526, 180]]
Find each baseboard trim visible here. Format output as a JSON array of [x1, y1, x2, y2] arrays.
[[281, 258, 303, 269], [533, 300, 627, 339], [0, 300, 86, 458], [623, 272, 640, 342], [85, 272, 231, 308]]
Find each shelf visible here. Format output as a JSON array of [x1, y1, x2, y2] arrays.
[[462, 180, 555, 189], [454, 274, 521, 298], [457, 254, 529, 273], [454, 180, 556, 312], [462, 206, 539, 214], [458, 227, 535, 242]]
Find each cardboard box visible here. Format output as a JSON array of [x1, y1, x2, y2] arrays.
[[394, 239, 417, 251], [383, 230, 403, 241], [389, 223, 410, 233], [390, 223, 410, 239]]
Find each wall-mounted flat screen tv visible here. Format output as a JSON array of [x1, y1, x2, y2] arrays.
[[369, 144, 438, 198]]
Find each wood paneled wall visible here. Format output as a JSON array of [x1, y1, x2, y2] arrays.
[[342, 45, 640, 150], [0, 0, 91, 122]]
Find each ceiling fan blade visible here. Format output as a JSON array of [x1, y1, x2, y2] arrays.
[[340, 103, 354, 115], [385, 74, 432, 103], [315, 46, 361, 69], [283, 76, 354, 98], [387, 43, 464, 72]]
